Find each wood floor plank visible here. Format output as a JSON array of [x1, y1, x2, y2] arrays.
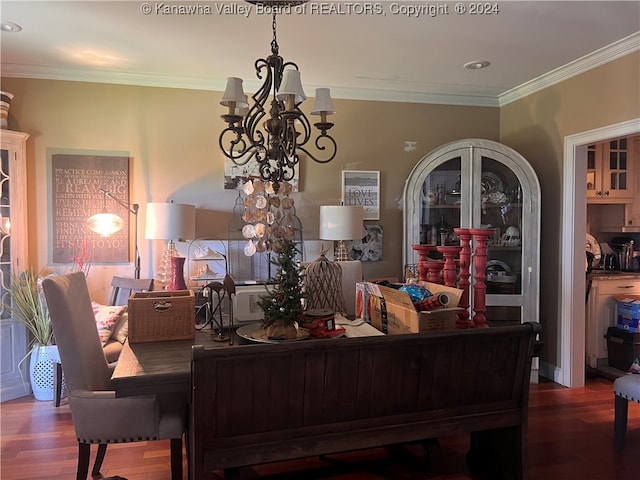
[[1, 377, 639, 479]]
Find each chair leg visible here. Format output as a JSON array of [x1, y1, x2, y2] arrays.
[[614, 394, 628, 452], [53, 362, 63, 407], [170, 437, 183, 480], [77, 443, 91, 480], [92, 443, 108, 476]]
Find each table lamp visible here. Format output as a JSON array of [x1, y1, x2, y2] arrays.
[[145, 201, 195, 290], [319, 205, 364, 261]]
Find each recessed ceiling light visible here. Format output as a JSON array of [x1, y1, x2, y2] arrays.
[[464, 60, 490, 70], [1, 21, 23, 33]]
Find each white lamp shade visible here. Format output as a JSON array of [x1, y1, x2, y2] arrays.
[[276, 69, 306, 105], [311, 88, 335, 115], [220, 77, 249, 109], [87, 213, 125, 237], [319, 206, 364, 241], [145, 202, 196, 241]]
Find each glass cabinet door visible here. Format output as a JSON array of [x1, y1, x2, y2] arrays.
[[0, 130, 30, 401], [403, 139, 540, 326]]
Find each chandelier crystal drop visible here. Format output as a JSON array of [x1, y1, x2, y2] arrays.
[[219, 0, 336, 193]]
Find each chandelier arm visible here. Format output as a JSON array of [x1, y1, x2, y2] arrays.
[[297, 132, 338, 164]]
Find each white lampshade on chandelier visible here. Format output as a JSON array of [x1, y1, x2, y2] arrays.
[[319, 205, 364, 262], [219, 0, 337, 193]]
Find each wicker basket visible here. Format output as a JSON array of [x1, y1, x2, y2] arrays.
[[128, 290, 195, 343]]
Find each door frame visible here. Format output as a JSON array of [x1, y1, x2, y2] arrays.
[[560, 118, 640, 387]]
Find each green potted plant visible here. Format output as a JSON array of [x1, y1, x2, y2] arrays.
[[6, 268, 59, 401], [257, 239, 306, 340]]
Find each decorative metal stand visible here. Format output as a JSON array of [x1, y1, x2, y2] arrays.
[[412, 244, 436, 282], [453, 228, 473, 328], [469, 228, 493, 328]]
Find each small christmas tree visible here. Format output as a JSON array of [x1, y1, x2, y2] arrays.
[[258, 239, 305, 336]]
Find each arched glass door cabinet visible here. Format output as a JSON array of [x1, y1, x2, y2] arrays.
[[402, 139, 540, 327]]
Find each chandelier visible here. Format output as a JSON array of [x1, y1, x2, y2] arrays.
[[219, 0, 337, 193]]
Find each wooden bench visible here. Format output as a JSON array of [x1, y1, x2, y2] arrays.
[[190, 322, 541, 480]]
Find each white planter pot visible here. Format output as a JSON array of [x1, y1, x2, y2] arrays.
[[29, 345, 60, 401]]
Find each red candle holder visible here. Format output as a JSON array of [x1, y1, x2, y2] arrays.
[[436, 245, 461, 288], [453, 228, 473, 328], [412, 244, 436, 282], [468, 228, 494, 328], [423, 260, 445, 284]]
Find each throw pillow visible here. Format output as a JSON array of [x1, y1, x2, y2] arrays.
[[110, 312, 129, 344], [92, 302, 127, 346]]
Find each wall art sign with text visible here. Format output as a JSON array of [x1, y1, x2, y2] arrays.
[[50, 153, 130, 265], [341, 170, 380, 220]]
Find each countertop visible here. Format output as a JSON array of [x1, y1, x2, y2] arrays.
[[588, 270, 640, 280]]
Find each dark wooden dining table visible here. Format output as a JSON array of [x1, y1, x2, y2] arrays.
[[111, 329, 250, 397], [111, 319, 384, 397]]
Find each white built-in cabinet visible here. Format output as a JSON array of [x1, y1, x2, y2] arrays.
[[0, 130, 30, 401], [402, 139, 541, 327], [587, 136, 635, 203], [586, 276, 640, 369], [624, 137, 640, 229]]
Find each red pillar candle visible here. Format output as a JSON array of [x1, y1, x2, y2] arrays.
[[468, 228, 494, 328], [423, 260, 445, 284], [453, 228, 473, 328], [412, 244, 436, 282], [436, 245, 462, 288]]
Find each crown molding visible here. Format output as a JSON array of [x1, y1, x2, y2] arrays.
[[498, 32, 640, 107], [3, 32, 637, 109]]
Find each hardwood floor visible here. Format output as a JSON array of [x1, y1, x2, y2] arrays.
[[1, 377, 639, 480]]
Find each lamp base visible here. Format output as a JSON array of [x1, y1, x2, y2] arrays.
[[335, 240, 351, 262]]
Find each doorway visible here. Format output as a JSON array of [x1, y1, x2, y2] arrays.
[[560, 118, 640, 387]]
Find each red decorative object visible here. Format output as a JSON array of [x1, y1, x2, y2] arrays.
[[453, 228, 473, 329], [436, 245, 461, 288], [423, 260, 445, 284], [469, 228, 494, 328], [169, 256, 188, 291], [412, 244, 436, 282]]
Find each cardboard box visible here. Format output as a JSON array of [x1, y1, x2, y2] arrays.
[[367, 282, 462, 335], [605, 326, 640, 371], [616, 295, 640, 333], [128, 290, 195, 343]]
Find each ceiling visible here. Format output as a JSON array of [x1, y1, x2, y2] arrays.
[[1, 1, 639, 107]]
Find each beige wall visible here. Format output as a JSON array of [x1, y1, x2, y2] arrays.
[[500, 52, 640, 366], [2, 77, 498, 301], [4, 51, 637, 370]]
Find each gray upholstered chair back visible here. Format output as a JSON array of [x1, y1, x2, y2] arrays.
[[42, 271, 111, 393]]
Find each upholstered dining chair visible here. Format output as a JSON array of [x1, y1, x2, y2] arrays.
[[42, 272, 187, 480], [53, 275, 154, 407], [613, 374, 640, 452]]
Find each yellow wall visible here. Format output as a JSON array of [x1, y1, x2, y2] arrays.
[[1, 77, 499, 301], [500, 52, 640, 366]]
